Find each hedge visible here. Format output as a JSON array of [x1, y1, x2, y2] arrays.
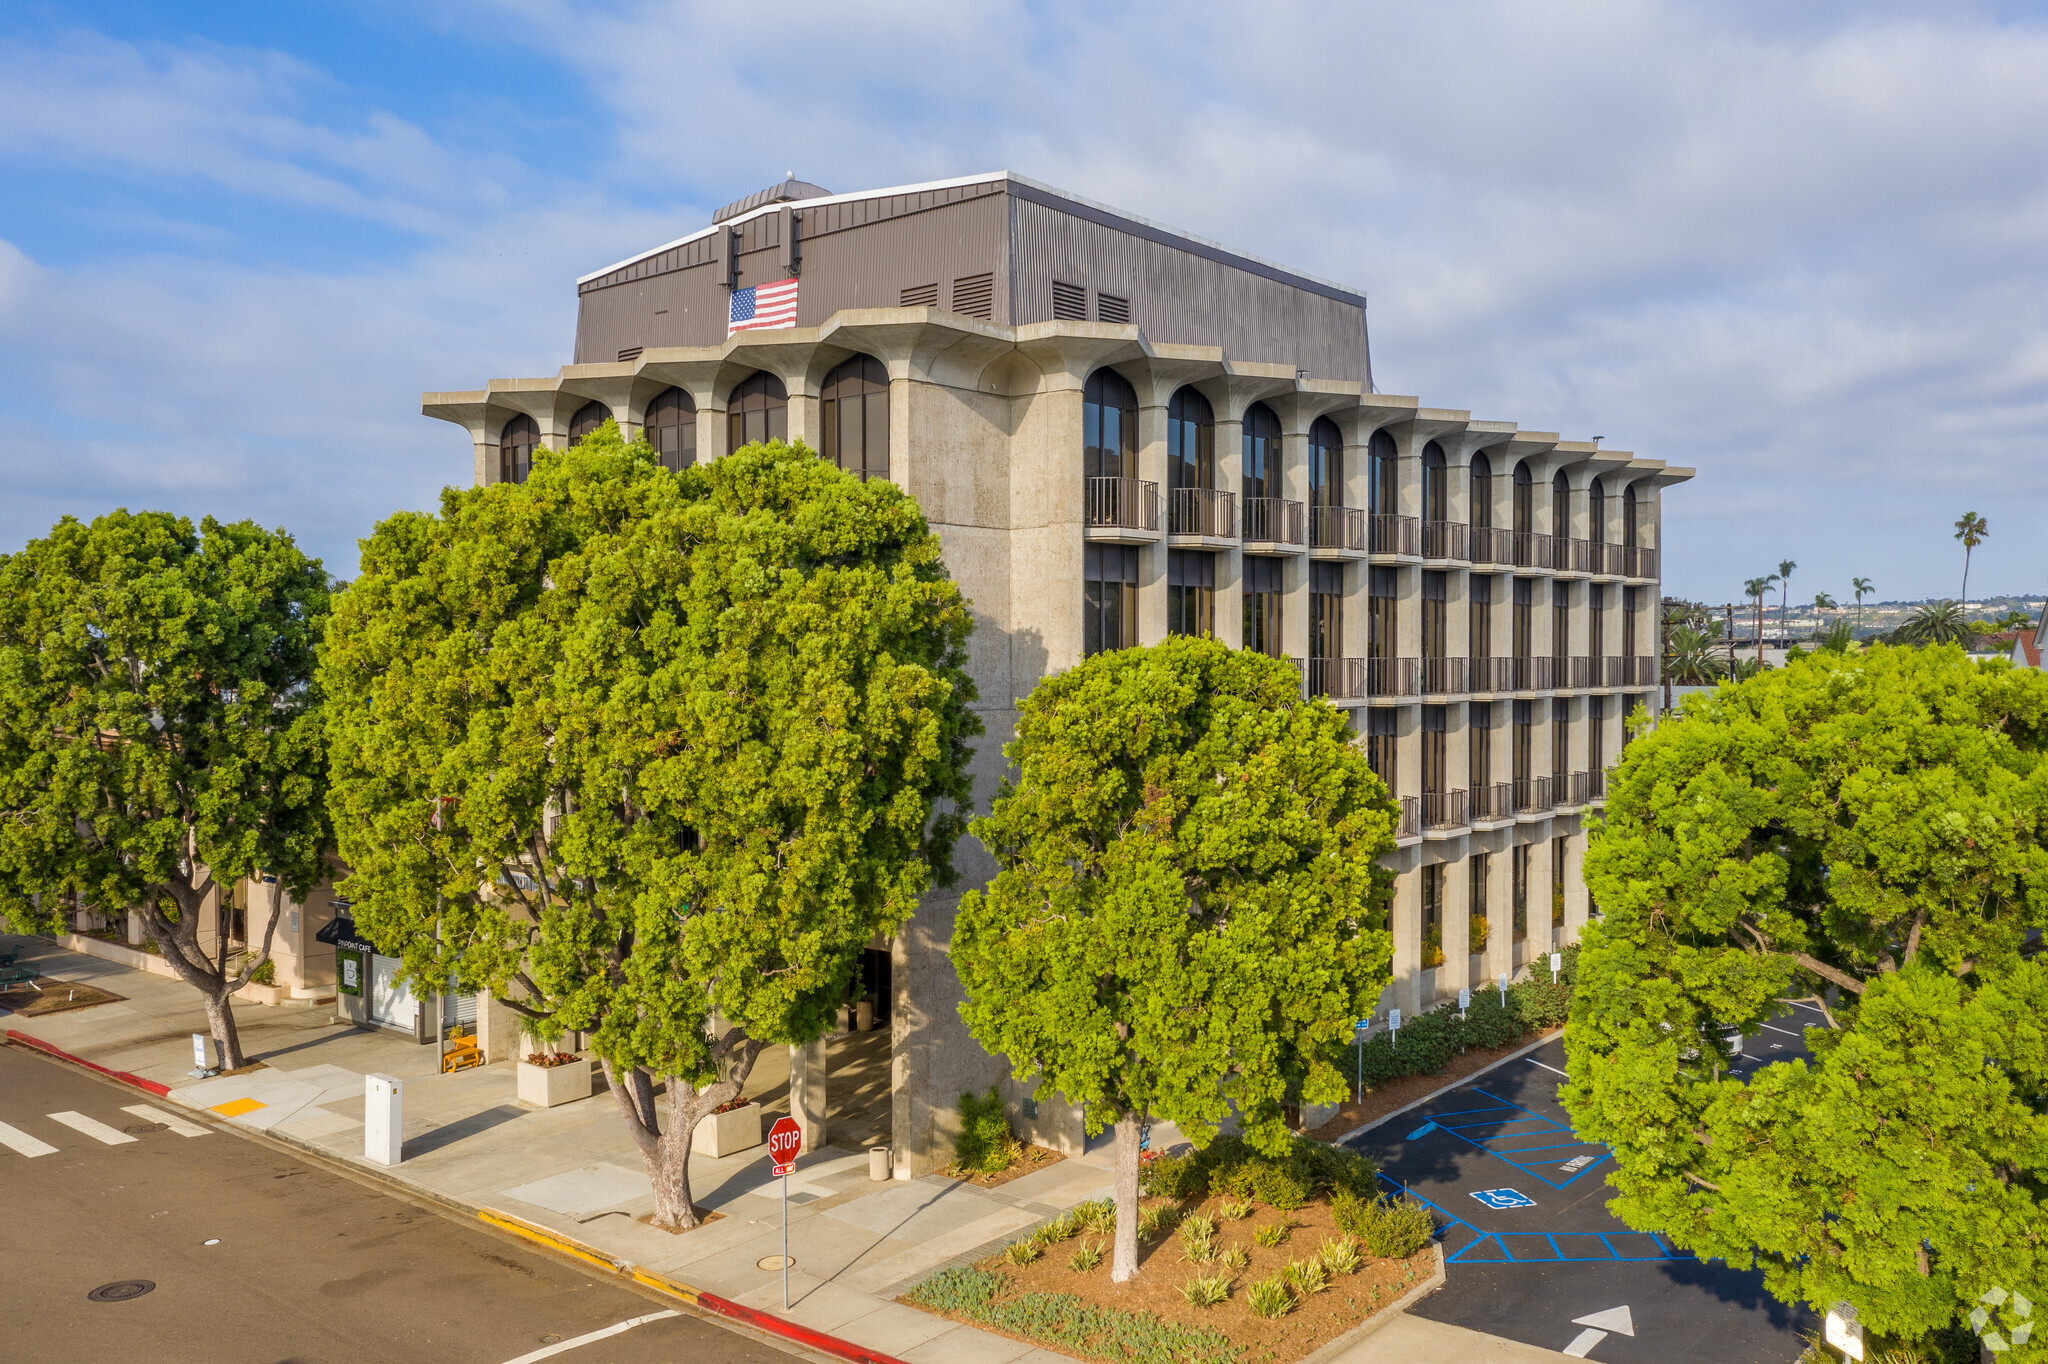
[[1340, 944, 1578, 1091], [1143, 1132, 1379, 1208]]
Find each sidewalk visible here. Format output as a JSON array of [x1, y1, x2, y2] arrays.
[[1, 933, 1571, 1364]]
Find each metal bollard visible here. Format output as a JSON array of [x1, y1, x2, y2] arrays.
[[869, 1144, 890, 1182], [365, 1073, 403, 1165]]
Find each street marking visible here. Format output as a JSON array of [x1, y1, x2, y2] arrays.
[[1407, 1121, 1438, 1140], [48, 1111, 137, 1145], [122, 1104, 210, 1137], [497, 1311, 681, 1363], [1471, 1187, 1537, 1210], [1559, 1155, 1597, 1173], [210, 1097, 267, 1118], [1759, 1022, 1800, 1037], [1563, 1327, 1607, 1356], [1786, 1000, 1826, 1014], [0, 1120, 58, 1157], [1526, 1057, 1569, 1077], [1574, 1305, 1636, 1335]]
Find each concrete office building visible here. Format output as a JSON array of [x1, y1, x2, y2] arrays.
[[422, 172, 1691, 1175]]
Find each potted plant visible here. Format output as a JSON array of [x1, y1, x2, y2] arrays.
[[515, 1023, 592, 1108], [692, 1093, 763, 1157]]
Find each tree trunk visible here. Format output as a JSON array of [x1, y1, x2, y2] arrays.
[[603, 1029, 764, 1233], [201, 989, 247, 1071], [1110, 1114, 1143, 1283]]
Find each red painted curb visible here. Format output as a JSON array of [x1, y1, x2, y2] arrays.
[[694, 1289, 915, 1364], [5, 1029, 172, 1096]]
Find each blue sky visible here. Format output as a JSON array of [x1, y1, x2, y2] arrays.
[[4, 1, 2048, 608]]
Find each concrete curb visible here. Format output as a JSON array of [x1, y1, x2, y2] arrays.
[[1327, 1028, 1564, 1147], [5, 1029, 913, 1364]]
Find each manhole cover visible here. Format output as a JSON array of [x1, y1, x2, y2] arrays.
[[87, 1281, 155, 1303], [756, 1255, 795, 1271]]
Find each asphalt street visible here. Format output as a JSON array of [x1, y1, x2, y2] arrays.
[[0, 1041, 797, 1364], [1347, 1008, 1827, 1364]]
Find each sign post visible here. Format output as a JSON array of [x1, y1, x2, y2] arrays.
[[1353, 1018, 1370, 1101], [1388, 1008, 1402, 1053], [1549, 951, 1563, 979], [1498, 971, 1509, 1007], [767, 1116, 802, 1309], [1458, 987, 1470, 1021]]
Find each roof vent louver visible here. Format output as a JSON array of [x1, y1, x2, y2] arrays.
[[900, 282, 939, 308], [617, 346, 643, 363], [1052, 280, 1087, 321], [951, 273, 994, 320], [1097, 292, 1130, 325]]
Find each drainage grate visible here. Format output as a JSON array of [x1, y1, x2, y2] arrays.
[[87, 1281, 155, 1303]]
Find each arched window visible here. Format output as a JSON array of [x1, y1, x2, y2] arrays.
[[1470, 451, 1493, 529], [820, 355, 889, 481], [1241, 402, 1280, 502], [1084, 368, 1138, 481], [727, 372, 788, 450], [1623, 483, 1641, 548], [499, 414, 539, 485], [1422, 441, 1448, 522], [1309, 417, 1343, 509], [568, 401, 612, 447], [1167, 387, 1214, 493], [1552, 471, 1571, 538], [1513, 462, 1534, 535], [1590, 477, 1608, 544], [1368, 429, 1398, 516], [646, 387, 696, 472]]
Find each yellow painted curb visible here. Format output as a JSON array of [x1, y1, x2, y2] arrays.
[[478, 1207, 631, 1276], [631, 1266, 705, 1306]]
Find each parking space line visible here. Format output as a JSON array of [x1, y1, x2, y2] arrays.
[[0, 1120, 58, 1157], [1526, 1057, 1569, 1076], [1758, 1022, 1800, 1036], [48, 1111, 135, 1145], [498, 1311, 679, 1364]]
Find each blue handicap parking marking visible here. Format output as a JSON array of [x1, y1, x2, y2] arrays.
[[1406, 1121, 1438, 1140], [1471, 1187, 1538, 1210]]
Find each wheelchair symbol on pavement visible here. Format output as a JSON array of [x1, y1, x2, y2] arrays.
[[1471, 1187, 1537, 1210]]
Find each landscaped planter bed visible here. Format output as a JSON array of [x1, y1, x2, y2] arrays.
[[905, 1191, 1434, 1364]]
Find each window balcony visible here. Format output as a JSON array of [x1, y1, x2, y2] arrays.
[[1513, 775, 1555, 814], [1423, 789, 1468, 831], [1422, 520, 1470, 562], [1242, 497, 1306, 548], [1306, 656, 1365, 702], [1566, 655, 1594, 689], [1556, 538, 1592, 575], [1591, 542, 1627, 577], [1309, 505, 1368, 556], [1470, 656, 1512, 694], [1589, 769, 1608, 802], [1632, 655, 1658, 686], [1601, 656, 1628, 687], [1471, 781, 1514, 823], [1514, 531, 1554, 569], [1084, 476, 1159, 543], [1422, 655, 1468, 696], [1369, 513, 1421, 557], [1396, 795, 1420, 840], [1367, 656, 1419, 698], [1508, 655, 1557, 691], [1470, 526, 1515, 566], [1625, 546, 1659, 580], [1169, 486, 1236, 540]]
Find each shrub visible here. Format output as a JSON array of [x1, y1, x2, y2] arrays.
[[1033, 1211, 1078, 1245], [1340, 946, 1582, 1090], [1143, 1151, 1203, 1199], [1067, 1239, 1104, 1272], [1214, 1195, 1253, 1222], [1247, 1275, 1294, 1318], [1137, 1202, 1181, 1243], [955, 1087, 1019, 1174], [1253, 1221, 1291, 1248], [1178, 1215, 1216, 1262], [1180, 1273, 1231, 1308], [907, 1266, 1238, 1364], [1003, 1239, 1041, 1266], [1217, 1242, 1250, 1271], [1193, 1135, 1379, 1210], [1318, 1235, 1364, 1276], [1284, 1257, 1329, 1296], [1074, 1199, 1116, 1235], [1335, 1194, 1435, 1259]]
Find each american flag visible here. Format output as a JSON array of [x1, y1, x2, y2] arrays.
[[729, 277, 800, 334]]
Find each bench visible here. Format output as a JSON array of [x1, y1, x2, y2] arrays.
[[0, 964, 42, 993], [440, 1033, 483, 1074]]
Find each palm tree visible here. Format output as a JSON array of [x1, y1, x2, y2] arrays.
[[1955, 512, 1987, 606], [1666, 623, 1725, 683], [1894, 599, 1968, 646], [1815, 617, 1857, 653], [1812, 592, 1836, 636], [1777, 559, 1797, 642], [1744, 575, 1775, 666], [1852, 576, 1874, 629]]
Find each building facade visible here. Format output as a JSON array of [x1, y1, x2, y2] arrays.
[[423, 172, 1691, 1174]]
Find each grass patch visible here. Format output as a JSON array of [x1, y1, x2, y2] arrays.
[[907, 1266, 1238, 1364]]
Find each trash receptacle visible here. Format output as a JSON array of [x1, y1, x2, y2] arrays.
[[869, 1145, 890, 1182]]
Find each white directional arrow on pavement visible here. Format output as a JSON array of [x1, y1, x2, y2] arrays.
[[1572, 1306, 1636, 1337]]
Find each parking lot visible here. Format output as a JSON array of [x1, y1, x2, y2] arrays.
[[1346, 1006, 1827, 1362]]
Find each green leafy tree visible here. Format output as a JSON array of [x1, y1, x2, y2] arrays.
[[322, 428, 977, 1228], [1567, 644, 2048, 1355], [1956, 511, 1988, 605], [951, 637, 1397, 1283], [0, 512, 332, 1068], [1852, 576, 1874, 628]]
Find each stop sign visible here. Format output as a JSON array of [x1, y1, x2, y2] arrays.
[[767, 1116, 802, 1176]]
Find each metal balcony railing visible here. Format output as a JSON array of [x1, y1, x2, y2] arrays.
[[1625, 545, 1659, 579], [1170, 486, 1236, 537], [1514, 531, 1554, 569], [1601, 656, 1628, 687], [1396, 795, 1420, 839], [1423, 789, 1468, 830], [1085, 476, 1159, 532], [1471, 782, 1513, 822], [1589, 769, 1608, 801], [1369, 513, 1420, 556], [1422, 655, 1468, 695], [1563, 538, 1592, 573], [1567, 771, 1593, 806], [1633, 655, 1658, 686], [1566, 656, 1593, 689], [1306, 656, 1365, 700], [1591, 542, 1626, 576], [1367, 656, 1420, 697], [1513, 775, 1555, 814], [1508, 655, 1558, 691], [1310, 505, 1368, 552], [1470, 656, 1512, 693], [1422, 520, 1470, 562], [1470, 526, 1514, 565], [1242, 497, 1305, 545]]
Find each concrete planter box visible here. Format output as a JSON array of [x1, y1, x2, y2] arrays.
[[517, 1057, 592, 1108], [235, 981, 288, 1006], [693, 1101, 762, 1157]]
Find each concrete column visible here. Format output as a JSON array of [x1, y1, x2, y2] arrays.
[[477, 993, 522, 1064], [1562, 828, 1591, 944], [1282, 554, 1311, 668], [1390, 866, 1422, 1018], [1527, 833, 1555, 965], [790, 1039, 828, 1153], [1216, 547, 1244, 649], [1440, 851, 1472, 1005], [1138, 398, 1170, 645], [1486, 838, 1515, 987]]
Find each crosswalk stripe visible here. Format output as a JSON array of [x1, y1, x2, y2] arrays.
[[0, 1120, 58, 1157], [48, 1111, 137, 1145], [122, 1104, 210, 1138]]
